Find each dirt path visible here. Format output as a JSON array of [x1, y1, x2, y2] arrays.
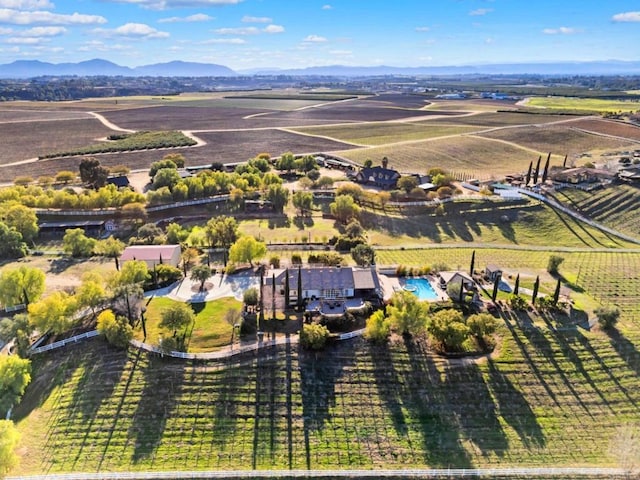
[[87, 111, 135, 133]]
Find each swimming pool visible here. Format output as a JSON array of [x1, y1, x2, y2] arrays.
[[403, 277, 439, 301]]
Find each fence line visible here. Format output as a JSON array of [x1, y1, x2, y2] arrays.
[[146, 195, 229, 212], [30, 330, 99, 355], [7, 466, 630, 480]]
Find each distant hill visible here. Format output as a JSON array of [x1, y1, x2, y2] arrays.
[[1, 59, 640, 78]]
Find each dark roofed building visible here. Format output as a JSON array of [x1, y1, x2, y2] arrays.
[[355, 166, 401, 189], [106, 175, 130, 188], [38, 220, 105, 238]]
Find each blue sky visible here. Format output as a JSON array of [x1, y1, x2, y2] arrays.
[[0, 0, 638, 70]]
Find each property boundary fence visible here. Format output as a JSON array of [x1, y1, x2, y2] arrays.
[[30, 330, 99, 355], [146, 195, 229, 212], [6, 467, 630, 480]]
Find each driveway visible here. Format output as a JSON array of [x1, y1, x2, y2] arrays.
[[167, 270, 260, 303]]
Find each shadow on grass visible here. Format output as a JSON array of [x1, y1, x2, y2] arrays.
[[293, 215, 314, 231], [130, 353, 185, 463], [606, 327, 640, 379], [268, 216, 291, 229], [190, 302, 206, 315], [369, 342, 408, 436]]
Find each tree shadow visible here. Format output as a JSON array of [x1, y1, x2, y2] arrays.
[[190, 302, 206, 315], [293, 216, 314, 230], [268, 216, 291, 229], [47, 257, 78, 274], [369, 341, 408, 436], [606, 327, 640, 379], [130, 353, 185, 463]]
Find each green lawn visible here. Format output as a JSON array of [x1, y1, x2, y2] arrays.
[[526, 96, 640, 112], [136, 296, 242, 352]]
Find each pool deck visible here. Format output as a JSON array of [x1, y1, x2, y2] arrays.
[[397, 275, 449, 302]]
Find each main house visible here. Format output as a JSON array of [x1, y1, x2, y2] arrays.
[[354, 166, 401, 189], [120, 245, 182, 269]]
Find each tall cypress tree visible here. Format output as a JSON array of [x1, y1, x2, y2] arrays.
[[469, 250, 476, 276], [271, 273, 276, 321], [553, 278, 561, 304], [563, 154, 568, 168], [542, 156, 550, 183], [492, 273, 501, 302], [297, 266, 303, 312], [525, 161, 532, 186], [513, 273, 520, 296], [259, 270, 264, 326], [532, 275, 540, 305], [533, 155, 542, 184]]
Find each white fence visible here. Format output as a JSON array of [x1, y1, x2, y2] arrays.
[[146, 195, 229, 212], [30, 330, 99, 355]]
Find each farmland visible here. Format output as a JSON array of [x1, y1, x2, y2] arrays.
[[525, 96, 640, 113], [568, 118, 640, 141], [422, 111, 577, 127]]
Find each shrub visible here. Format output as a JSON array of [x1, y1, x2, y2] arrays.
[[291, 254, 302, 265], [547, 255, 565, 274], [364, 309, 390, 342], [508, 294, 528, 310], [300, 323, 330, 350], [269, 255, 281, 268], [396, 265, 408, 277], [594, 305, 620, 330], [97, 310, 133, 349], [243, 287, 259, 306]]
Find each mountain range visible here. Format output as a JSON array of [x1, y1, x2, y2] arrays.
[[2, 58, 640, 78]]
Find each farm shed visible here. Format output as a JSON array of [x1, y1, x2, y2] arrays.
[[120, 244, 182, 269], [38, 220, 105, 238]]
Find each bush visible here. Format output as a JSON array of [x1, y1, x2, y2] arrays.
[[97, 310, 133, 349], [508, 294, 528, 310], [594, 305, 620, 330], [243, 287, 259, 306], [364, 310, 390, 342], [547, 255, 565, 274], [291, 254, 302, 265], [300, 323, 330, 350], [334, 235, 364, 252], [269, 255, 281, 268]]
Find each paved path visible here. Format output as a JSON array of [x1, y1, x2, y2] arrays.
[[7, 467, 630, 479]]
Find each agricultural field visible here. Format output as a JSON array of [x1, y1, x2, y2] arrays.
[[337, 135, 557, 176], [525, 96, 640, 113], [290, 123, 483, 146], [0, 117, 114, 165], [550, 185, 640, 240], [425, 111, 577, 127], [0, 108, 91, 122], [476, 125, 637, 158], [568, 118, 640, 141]]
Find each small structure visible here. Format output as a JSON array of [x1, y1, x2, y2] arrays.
[[485, 265, 503, 282], [355, 166, 401, 189], [120, 244, 182, 269], [106, 175, 130, 189], [244, 200, 274, 213], [38, 220, 105, 238], [549, 166, 615, 185], [439, 271, 475, 291]]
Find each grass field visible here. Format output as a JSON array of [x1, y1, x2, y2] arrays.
[[137, 296, 242, 352], [291, 123, 483, 146], [526, 96, 640, 113]]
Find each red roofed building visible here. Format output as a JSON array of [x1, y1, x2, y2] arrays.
[[120, 245, 182, 269]]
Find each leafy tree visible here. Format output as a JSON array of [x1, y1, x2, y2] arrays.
[[386, 290, 428, 336], [594, 305, 620, 330], [0, 356, 31, 417], [363, 159, 373, 168], [28, 291, 78, 334], [136, 223, 164, 244], [397, 176, 418, 194], [351, 244, 375, 267], [54, 170, 76, 185], [0, 222, 27, 259], [152, 168, 181, 191], [547, 255, 565, 274], [162, 153, 185, 168], [364, 309, 391, 342], [94, 236, 125, 270], [275, 152, 297, 173], [181, 247, 200, 273], [344, 219, 365, 239], [292, 191, 313, 216], [248, 156, 270, 173], [229, 236, 266, 267], [0, 266, 45, 307], [330, 194, 361, 224], [265, 184, 290, 213], [3, 204, 38, 244], [97, 310, 133, 348], [165, 222, 189, 244], [316, 176, 334, 188], [204, 216, 238, 251], [75, 275, 106, 315], [269, 255, 281, 268], [428, 309, 469, 352], [508, 294, 528, 310], [243, 287, 259, 306], [155, 264, 182, 286], [0, 420, 21, 475], [111, 283, 144, 324], [190, 264, 211, 291], [296, 155, 318, 173], [467, 313, 499, 339], [13, 176, 32, 186], [149, 158, 178, 178], [79, 157, 109, 189], [160, 302, 195, 337], [0, 314, 33, 358], [62, 228, 96, 257], [116, 260, 150, 286], [307, 169, 321, 182], [300, 323, 330, 350]]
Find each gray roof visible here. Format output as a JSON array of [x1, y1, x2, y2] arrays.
[[352, 267, 380, 290]]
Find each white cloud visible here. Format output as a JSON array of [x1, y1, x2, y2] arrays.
[[94, 22, 170, 39], [543, 26, 579, 35], [469, 8, 492, 16], [6, 36, 44, 43], [263, 24, 283, 33], [18, 25, 65, 36], [241, 15, 271, 23], [0, 0, 53, 9], [101, 0, 242, 10], [329, 49, 351, 56], [0, 9, 107, 25], [158, 13, 213, 23], [321, 4, 332, 9], [78, 40, 129, 52], [303, 34, 327, 43], [612, 11, 640, 22], [201, 37, 245, 44], [415, 26, 430, 32], [0, 27, 12, 34], [485, 37, 494, 44]]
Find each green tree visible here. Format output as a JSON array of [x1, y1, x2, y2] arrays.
[[75, 275, 106, 315], [428, 309, 469, 352], [94, 236, 125, 270], [0, 222, 27, 259], [79, 157, 109, 189], [547, 255, 565, 275], [296, 155, 318, 173], [165, 222, 189, 244], [307, 169, 321, 182], [0, 356, 31, 417], [0, 266, 45, 307], [97, 309, 133, 348], [275, 152, 296, 174], [54, 170, 76, 184], [467, 313, 499, 339], [204, 216, 238, 251], [397, 176, 418, 194], [243, 287, 259, 306], [3, 204, 38, 244], [387, 290, 428, 336], [344, 219, 365, 239], [160, 302, 195, 337], [190, 264, 211, 291], [155, 264, 183, 285], [162, 153, 185, 168], [136, 223, 164, 244], [149, 158, 178, 178], [62, 228, 96, 257], [300, 323, 330, 350], [229, 236, 267, 267], [0, 314, 33, 358], [0, 420, 21, 475], [351, 244, 375, 267], [265, 184, 290, 213], [330, 194, 361, 224], [292, 191, 313, 216], [594, 305, 620, 330], [116, 260, 150, 286], [364, 309, 391, 342], [28, 291, 78, 334], [152, 168, 181, 191]]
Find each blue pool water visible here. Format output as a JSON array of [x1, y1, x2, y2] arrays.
[[403, 278, 439, 301]]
